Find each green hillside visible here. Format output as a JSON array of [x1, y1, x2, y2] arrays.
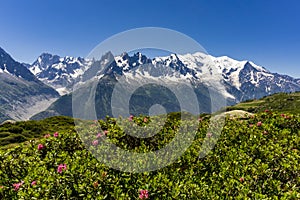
[[0, 116, 74, 149], [226, 92, 300, 114], [0, 111, 299, 199]]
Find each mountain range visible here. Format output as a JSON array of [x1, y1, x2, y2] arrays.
[[0, 47, 299, 122]]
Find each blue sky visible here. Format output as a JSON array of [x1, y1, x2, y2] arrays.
[[0, 0, 299, 77]]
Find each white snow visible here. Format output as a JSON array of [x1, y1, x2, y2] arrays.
[[3, 64, 10, 74], [29, 65, 42, 75], [56, 87, 69, 95], [53, 63, 65, 70], [115, 56, 130, 69], [248, 61, 268, 72]]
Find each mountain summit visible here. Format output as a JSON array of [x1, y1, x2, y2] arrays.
[[29, 53, 93, 95], [0, 47, 59, 122]]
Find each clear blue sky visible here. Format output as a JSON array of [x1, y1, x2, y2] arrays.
[[0, 0, 299, 77]]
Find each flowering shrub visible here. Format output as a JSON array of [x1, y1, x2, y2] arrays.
[[57, 164, 67, 173], [139, 189, 149, 199], [0, 112, 299, 199], [31, 181, 37, 186], [257, 121, 262, 127], [53, 132, 59, 137], [12, 181, 24, 191], [92, 140, 98, 146], [37, 144, 44, 150]]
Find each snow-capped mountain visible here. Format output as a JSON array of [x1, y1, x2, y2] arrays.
[[30, 51, 300, 120], [175, 53, 300, 101], [28, 51, 300, 102], [29, 51, 300, 103], [28, 53, 93, 95], [107, 52, 300, 102], [0, 47, 59, 122]]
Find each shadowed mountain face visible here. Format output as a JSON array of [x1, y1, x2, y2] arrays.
[[30, 52, 300, 120], [0, 47, 60, 122]]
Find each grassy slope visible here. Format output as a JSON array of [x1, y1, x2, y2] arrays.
[[0, 116, 74, 149], [226, 92, 300, 114]]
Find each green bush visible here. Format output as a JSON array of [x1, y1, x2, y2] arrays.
[[0, 112, 299, 199]]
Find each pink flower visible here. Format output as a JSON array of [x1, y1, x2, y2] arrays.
[[264, 109, 269, 113], [257, 121, 262, 127], [143, 117, 148, 123], [249, 124, 253, 128], [198, 117, 203, 122], [92, 140, 99, 146], [239, 177, 245, 182], [44, 134, 51, 138], [139, 189, 149, 199], [96, 133, 103, 138], [57, 164, 67, 173], [104, 130, 109, 135], [128, 115, 134, 121], [207, 132, 212, 138], [37, 144, 44, 150], [263, 130, 268, 135], [13, 181, 24, 191], [280, 113, 286, 117], [0, 185, 3, 189], [31, 181, 37, 186], [53, 132, 59, 137]]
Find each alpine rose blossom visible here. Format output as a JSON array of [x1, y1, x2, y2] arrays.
[[104, 130, 109, 135], [128, 115, 134, 121], [53, 132, 59, 137], [143, 117, 148, 123], [37, 144, 44, 150], [13, 181, 24, 191], [139, 189, 149, 199], [257, 121, 262, 127], [285, 115, 291, 119], [92, 140, 99, 146], [31, 181, 37, 186], [57, 164, 67, 173], [44, 134, 51, 138]]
